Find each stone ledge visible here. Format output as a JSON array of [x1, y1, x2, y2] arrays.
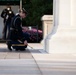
[[41, 15, 53, 21]]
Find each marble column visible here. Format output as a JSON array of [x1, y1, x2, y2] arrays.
[[45, 0, 76, 53]]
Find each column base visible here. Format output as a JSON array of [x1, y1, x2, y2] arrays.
[[45, 28, 76, 53]]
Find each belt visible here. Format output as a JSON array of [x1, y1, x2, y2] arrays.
[[10, 28, 14, 30], [10, 28, 18, 31]]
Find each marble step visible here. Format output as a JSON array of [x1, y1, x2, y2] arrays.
[[0, 59, 42, 75]]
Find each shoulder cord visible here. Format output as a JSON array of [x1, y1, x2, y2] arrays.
[[13, 16, 21, 28]]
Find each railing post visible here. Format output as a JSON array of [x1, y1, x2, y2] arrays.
[[20, 0, 22, 9]]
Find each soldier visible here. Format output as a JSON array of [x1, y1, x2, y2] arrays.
[[7, 8, 29, 51], [1, 5, 15, 40]]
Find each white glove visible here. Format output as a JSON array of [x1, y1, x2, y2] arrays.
[[6, 15, 8, 19], [24, 40, 28, 46]]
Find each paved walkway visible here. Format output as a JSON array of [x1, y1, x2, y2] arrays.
[[0, 59, 42, 75], [0, 43, 42, 75], [0, 49, 33, 59], [32, 54, 76, 75], [0, 43, 76, 75]]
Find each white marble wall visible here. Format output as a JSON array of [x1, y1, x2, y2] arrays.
[[71, 0, 76, 27], [45, 0, 76, 53]]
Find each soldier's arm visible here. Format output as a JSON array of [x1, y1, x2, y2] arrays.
[[15, 18, 22, 31], [1, 9, 6, 18], [1, 10, 4, 18], [15, 18, 28, 43]]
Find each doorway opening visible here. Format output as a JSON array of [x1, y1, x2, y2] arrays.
[[22, 0, 53, 43]]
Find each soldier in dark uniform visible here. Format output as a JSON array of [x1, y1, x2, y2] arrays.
[[1, 5, 15, 40], [7, 8, 29, 51]]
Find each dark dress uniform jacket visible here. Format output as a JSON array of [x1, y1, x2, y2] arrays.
[[1, 8, 15, 40], [1, 8, 14, 23], [10, 14, 26, 43], [1, 9, 8, 23]]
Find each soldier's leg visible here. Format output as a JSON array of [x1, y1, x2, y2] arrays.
[[6, 40, 12, 51], [7, 23, 11, 40], [23, 32, 30, 42], [2, 22, 7, 40], [11, 41, 27, 51], [3, 22, 8, 40]]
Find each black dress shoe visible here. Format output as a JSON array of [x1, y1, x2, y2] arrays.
[[8, 45, 12, 51]]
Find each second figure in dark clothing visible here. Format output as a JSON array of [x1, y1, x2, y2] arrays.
[[1, 5, 15, 40]]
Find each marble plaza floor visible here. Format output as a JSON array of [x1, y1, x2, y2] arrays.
[[0, 43, 76, 75]]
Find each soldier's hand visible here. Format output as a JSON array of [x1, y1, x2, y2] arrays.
[[24, 40, 28, 46]]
